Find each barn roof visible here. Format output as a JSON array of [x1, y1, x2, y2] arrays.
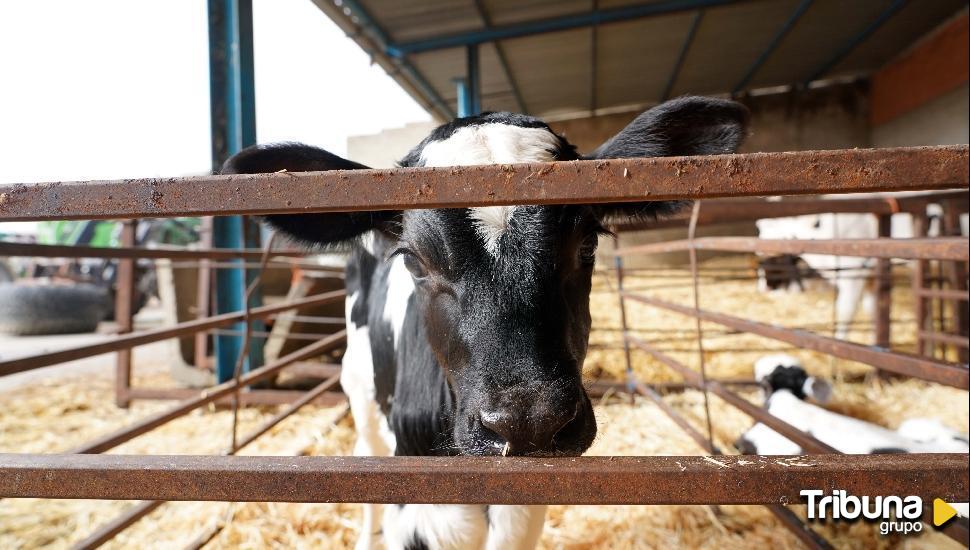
[[310, 0, 967, 120]]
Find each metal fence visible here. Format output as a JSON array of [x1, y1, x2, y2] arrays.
[[0, 145, 968, 548]]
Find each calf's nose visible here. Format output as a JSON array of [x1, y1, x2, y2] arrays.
[[479, 402, 577, 454]]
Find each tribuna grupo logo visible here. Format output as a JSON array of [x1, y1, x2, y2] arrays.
[[801, 489, 924, 535]]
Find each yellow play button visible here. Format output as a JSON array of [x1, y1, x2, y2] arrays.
[[933, 499, 958, 527]]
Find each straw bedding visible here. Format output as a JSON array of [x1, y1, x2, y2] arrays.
[[1, 256, 966, 549]]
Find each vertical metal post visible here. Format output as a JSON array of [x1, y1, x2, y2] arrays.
[[874, 214, 892, 349], [454, 78, 471, 118], [466, 44, 481, 115], [913, 213, 928, 357], [614, 236, 635, 402], [194, 217, 214, 370], [208, 0, 262, 383], [114, 219, 137, 408], [941, 200, 968, 363]]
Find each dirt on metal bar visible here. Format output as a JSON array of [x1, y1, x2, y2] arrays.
[[0, 146, 965, 221], [0, 453, 965, 505]]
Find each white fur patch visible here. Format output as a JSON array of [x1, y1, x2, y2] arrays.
[[753, 353, 801, 382], [485, 505, 547, 550], [419, 123, 560, 257], [383, 255, 415, 348], [744, 390, 970, 454], [342, 292, 397, 550], [383, 504, 488, 550]]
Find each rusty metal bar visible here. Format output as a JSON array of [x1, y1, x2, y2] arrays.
[[1, 453, 964, 504], [114, 220, 136, 408], [623, 293, 970, 389], [0, 147, 966, 222], [766, 505, 835, 550], [194, 217, 214, 370], [626, 334, 839, 454], [71, 500, 164, 550], [874, 215, 892, 349], [0, 241, 308, 260], [232, 375, 342, 451], [125, 387, 347, 407], [73, 395, 350, 550], [68, 330, 346, 454], [0, 290, 346, 377], [614, 236, 970, 261], [914, 287, 970, 301], [629, 377, 831, 548], [631, 379, 718, 454], [917, 331, 969, 348], [612, 191, 970, 231]]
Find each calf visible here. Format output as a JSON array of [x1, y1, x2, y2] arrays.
[[737, 354, 969, 455], [754, 206, 958, 341], [223, 97, 749, 550]]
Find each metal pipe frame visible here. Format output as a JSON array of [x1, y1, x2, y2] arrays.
[[0, 242, 308, 260], [387, 0, 743, 56], [0, 290, 346, 377], [629, 378, 833, 549], [1, 146, 965, 222], [72, 386, 347, 550], [2, 453, 964, 505], [614, 236, 970, 261], [611, 190, 970, 231], [69, 330, 346, 455], [623, 292, 969, 389], [626, 334, 838, 454]]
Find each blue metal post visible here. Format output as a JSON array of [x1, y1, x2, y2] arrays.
[[208, 0, 264, 383], [466, 44, 481, 115], [454, 78, 471, 118]]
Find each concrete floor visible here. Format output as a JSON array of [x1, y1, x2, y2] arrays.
[[0, 304, 171, 392]]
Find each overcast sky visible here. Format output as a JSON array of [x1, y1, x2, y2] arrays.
[[0, 0, 431, 187]]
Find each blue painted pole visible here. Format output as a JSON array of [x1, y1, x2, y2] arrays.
[[466, 45, 481, 116], [454, 78, 471, 118], [208, 0, 263, 383]]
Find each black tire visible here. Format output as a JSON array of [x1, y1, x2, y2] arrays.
[[0, 283, 111, 335]]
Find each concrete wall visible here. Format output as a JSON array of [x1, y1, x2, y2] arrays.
[[872, 83, 969, 147], [347, 121, 438, 168]]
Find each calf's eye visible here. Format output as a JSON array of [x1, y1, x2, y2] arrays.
[[402, 251, 428, 279]]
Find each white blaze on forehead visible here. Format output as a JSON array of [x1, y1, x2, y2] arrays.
[[419, 123, 561, 256]]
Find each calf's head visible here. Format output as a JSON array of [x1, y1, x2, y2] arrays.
[[228, 97, 748, 456]]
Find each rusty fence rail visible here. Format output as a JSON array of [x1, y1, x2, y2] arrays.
[[0, 453, 965, 505], [614, 236, 970, 262], [0, 146, 966, 221]]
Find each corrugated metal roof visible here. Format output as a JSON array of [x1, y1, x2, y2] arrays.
[[319, 0, 966, 119]]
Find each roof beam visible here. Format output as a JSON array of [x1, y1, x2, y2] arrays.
[[335, 0, 455, 119], [472, 0, 527, 113], [732, 0, 813, 94], [388, 0, 743, 56], [661, 10, 704, 101], [802, 0, 907, 86]]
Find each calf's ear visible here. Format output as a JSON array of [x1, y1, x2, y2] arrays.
[[221, 143, 400, 248], [586, 96, 750, 223]]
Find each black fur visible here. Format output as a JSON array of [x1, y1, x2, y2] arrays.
[[220, 142, 399, 248], [763, 365, 811, 399]]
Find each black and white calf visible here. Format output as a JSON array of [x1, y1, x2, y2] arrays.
[[223, 97, 749, 550], [737, 354, 970, 456]]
